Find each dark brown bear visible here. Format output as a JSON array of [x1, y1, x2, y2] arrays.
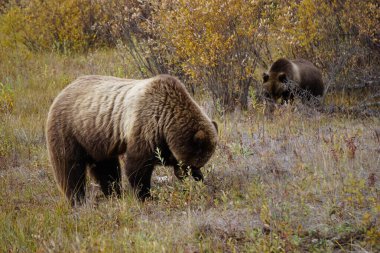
[[46, 75, 218, 205], [262, 58, 324, 103]]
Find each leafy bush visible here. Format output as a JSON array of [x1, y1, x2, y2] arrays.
[[0, 0, 108, 53], [98, 0, 172, 78], [271, 0, 380, 92], [0, 0, 378, 110], [0, 5, 27, 52], [155, 0, 274, 110]]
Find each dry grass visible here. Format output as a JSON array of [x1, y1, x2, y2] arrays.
[[0, 50, 379, 252]]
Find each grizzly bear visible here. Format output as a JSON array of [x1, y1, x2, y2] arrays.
[[46, 75, 218, 205], [262, 58, 324, 103]]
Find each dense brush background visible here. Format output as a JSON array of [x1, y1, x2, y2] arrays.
[[0, 0, 379, 252]]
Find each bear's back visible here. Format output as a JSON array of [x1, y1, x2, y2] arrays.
[[292, 60, 324, 95], [47, 75, 154, 160]]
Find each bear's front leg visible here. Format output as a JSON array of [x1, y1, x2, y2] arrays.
[[90, 158, 122, 198], [125, 156, 154, 200]]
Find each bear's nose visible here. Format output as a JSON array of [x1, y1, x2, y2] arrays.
[[191, 168, 204, 181]]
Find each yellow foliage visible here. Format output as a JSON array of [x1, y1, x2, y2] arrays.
[[22, 0, 100, 52], [341, 1, 380, 44], [0, 0, 378, 108], [273, 0, 379, 53], [158, 0, 263, 71], [155, 0, 273, 109], [0, 0, 106, 53], [0, 6, 27, 51]]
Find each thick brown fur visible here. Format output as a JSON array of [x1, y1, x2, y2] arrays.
[[46, 75, 218, 205], [263, 58, 324, 103]]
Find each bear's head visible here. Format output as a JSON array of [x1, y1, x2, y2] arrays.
[[169, 121, 218, 178], [262, 71, 290, 101]]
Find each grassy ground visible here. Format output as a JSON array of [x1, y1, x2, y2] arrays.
[[0, 50, 379, 252]]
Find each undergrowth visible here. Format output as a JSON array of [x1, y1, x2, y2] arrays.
[[0, 50, 379, 252]]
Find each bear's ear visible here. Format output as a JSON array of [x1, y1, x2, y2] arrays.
[[212, 121, 218, 133], [278, 73, 288, 83], [194, 130, 206, 143], [263, 72, 269, 82]]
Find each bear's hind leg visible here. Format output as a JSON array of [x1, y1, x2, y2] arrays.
[[65, 160, 86, 206], [90, 158, 122, 197], [54, 151, 87, 206], [48, 134, 87, 206]]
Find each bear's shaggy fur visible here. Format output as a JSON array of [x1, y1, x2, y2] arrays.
[[262, 58, 324, 103], [46, 75, 218, 205]]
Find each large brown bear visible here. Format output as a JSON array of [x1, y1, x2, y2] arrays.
[[262, 58, 324, 103], [46, 75, 218, 205]]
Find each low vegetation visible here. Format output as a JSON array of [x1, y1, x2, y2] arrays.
[[0, 0, 379, 252], [0, 51, 379, 252]]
